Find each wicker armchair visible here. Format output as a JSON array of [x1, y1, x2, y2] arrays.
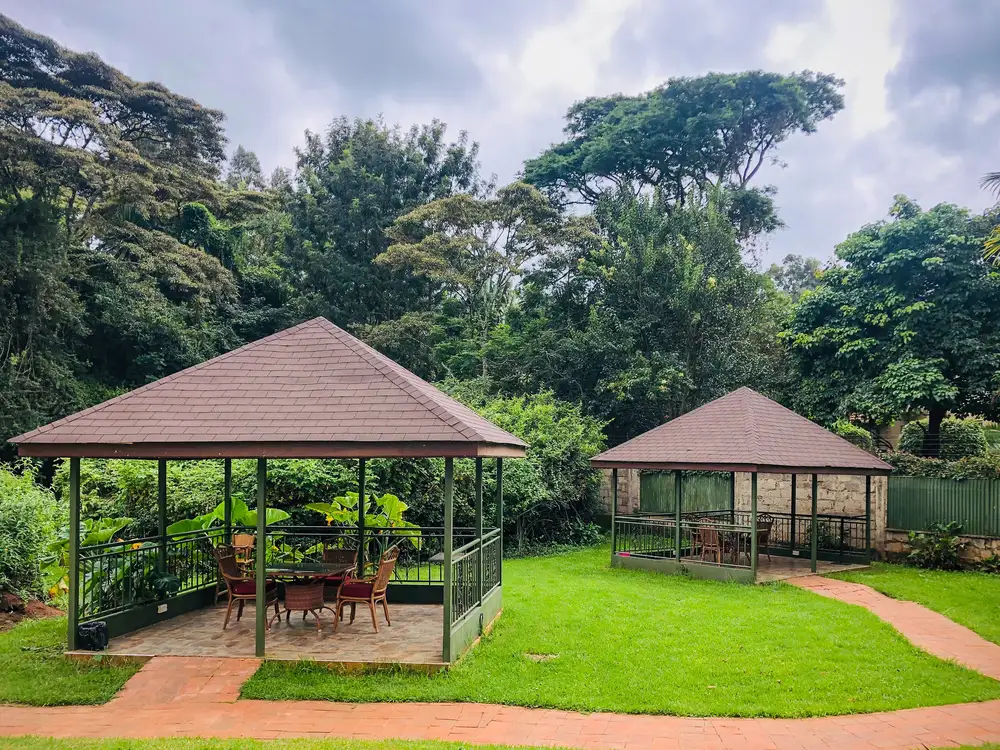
[[333, 546, 399, 633], [757, 513, 774, 562], [321, 544, 358, 599], [698, 526, 723, 563], [212, 545, 278, 630], [231, 533, 255, 571]]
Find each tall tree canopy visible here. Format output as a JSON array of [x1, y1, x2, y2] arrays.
[[281, 117, 484, 327], [523, 71, 844, 239], [766, 254, 823, 300], [785, 196, 1000, 453]]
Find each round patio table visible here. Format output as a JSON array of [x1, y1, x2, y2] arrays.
[[266, 562, 353, 633]]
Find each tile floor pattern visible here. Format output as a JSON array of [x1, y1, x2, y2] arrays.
[[99, 602, 446, 666], [790, 575, 1000, 681], [5, 576, 1000, 749]]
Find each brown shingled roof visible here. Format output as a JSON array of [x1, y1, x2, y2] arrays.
[[10, 317, 527, 459], [590, 387, 891, 475]]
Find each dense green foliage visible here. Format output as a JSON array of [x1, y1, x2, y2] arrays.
[[244, 546, 1000, 716], [833, 563, 1000, 645], [785, 197, 1000, 453], [0, 463, 63, 597], [831, 420, 874, 452], [883, 452, 1000, 480], [0, 617, 139, 705], [898, 418, 989, 460]]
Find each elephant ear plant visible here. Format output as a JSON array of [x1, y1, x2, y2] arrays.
[[165, 498, 290, 536], [306, 491, 422, 553]]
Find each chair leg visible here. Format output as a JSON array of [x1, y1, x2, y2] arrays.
[[333, 601, 342, 633], [223, 596, 235, 630], [368, 600, 379, 633], [381, 597, 391, 626], [349, 603, 356, 624], [236, 599, 244, 622]]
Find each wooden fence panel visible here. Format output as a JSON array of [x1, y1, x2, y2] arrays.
[[639, 472, 731, 515]]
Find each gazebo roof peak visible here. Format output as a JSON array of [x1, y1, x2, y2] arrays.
[[10, 317, 526, 459], [591, 387, 891, 475]]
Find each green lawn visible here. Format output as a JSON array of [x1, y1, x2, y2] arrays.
[[831, 563, 1000, 645], [242, 547, 1000, 717], [0, 740, 556, 750], [0, 617, 140, 705]]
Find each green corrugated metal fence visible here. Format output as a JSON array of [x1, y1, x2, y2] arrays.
[[887, 476, 1000, 537], [639, 472, 731, 514]]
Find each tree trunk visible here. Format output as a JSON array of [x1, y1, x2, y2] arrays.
[[923, 407, 946, 457]]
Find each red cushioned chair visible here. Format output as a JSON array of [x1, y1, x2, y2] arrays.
[[321, 543, 358, 599], [212, 545, 278, 630], [333, 546, 399, 633]]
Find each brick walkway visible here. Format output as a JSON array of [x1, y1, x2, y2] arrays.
[[3, 578, 1000, 749], [789, 575, 1000, 680]]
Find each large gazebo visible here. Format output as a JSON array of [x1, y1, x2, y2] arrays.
[[10, 317, 526, 664], [591, 388, 892, 582]]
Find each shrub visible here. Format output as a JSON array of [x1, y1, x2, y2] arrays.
[[980, 554, 1000, 575], [883, 451, 1000, 480], [906, 521, 966, 570], [831, 420, 874, 452], [898, 418, 988, 460], [0, 462, 65, 598]]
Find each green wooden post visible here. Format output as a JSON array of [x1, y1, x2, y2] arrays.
[[157, 459, 167, 573], [610, 468, 618, 558], [790, 473, 797, 552], [223, 458, 232, 540], [674, 471, 682, 560], [750, 472, 758, 580], [442, 457, 454, 662], [729, 471, 736, 521], [811, 473, 819, 573], [255, 458, 267, 658], [865, 475, 872, 563], [475, 457, 483, 606], [357, 459, 366, 572], [67, 457, 80, 651], [496, 458, 504, 585]]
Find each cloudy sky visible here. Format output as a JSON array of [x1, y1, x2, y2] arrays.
[[7, 0, 999, 265]]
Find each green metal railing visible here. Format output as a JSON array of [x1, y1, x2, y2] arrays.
[[79, 528, 225, 621], [888, 477, 1000, 537], [449, 528, 501, 626], [614, 516, 753, 568]]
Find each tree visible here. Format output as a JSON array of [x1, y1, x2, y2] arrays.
[[225, 145, 266, 191], [281, 117, 484, 327], [486, 191, 788, 442], [766, 254, 823, 300], [785, 196, 1000, 455], [376, 182, 599, 369], [980, 170, 1000, 265], [523, 71, 844, 239]]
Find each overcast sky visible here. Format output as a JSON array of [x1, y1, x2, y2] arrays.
[[7, 0, 999, 265]]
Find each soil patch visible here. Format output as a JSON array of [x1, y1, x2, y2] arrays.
[[0, 597, 63, 632]]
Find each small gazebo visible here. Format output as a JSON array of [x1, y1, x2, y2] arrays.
[[10, 317, 526, 664], [590, 388, 892, 582]]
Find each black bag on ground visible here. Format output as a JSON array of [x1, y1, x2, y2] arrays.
[[77, 621, 108, 651]]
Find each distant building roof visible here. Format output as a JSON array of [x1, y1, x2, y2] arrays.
[[590, 387, 891, 475], [10, 317, 527, 459]]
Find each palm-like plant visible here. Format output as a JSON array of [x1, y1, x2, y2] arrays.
[[982, 172, 1000, 265]]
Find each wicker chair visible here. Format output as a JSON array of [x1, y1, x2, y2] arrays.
[[212, 545, 278, 630], [699, 526, 723, 563], [756, 513, 774, 562], [333, 546, 399, 633], [321, 544, 358, 599], [231, 533, 255, 571]]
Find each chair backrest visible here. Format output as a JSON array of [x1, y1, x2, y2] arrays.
[[372, 546, 400, 594], [212, 545, 245, 583], [757, 513, 774, 534], [699, 526, 721, 548], [323, 545, 358, 567], [232, 533, 255, 548]]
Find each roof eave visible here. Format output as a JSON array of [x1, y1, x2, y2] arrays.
[[15, 440, 528, 460], [590, 458, 892, 476]]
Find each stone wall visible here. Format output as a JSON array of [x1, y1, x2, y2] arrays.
[[600, 469, 888, 553], [885, 529, 1000, 563], [733, 473, 888, 554]]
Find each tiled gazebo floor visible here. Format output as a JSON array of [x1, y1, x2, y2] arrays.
[[78, 602, 446, 669], [755, 556, 867, 583]]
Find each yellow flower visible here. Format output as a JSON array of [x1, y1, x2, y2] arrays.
[[130, 542, 143, 550], [325, 515, 334, 526]]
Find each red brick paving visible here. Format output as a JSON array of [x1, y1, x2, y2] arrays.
[[789, 575, 1000, 680], [3, 578, 1000, 749]]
